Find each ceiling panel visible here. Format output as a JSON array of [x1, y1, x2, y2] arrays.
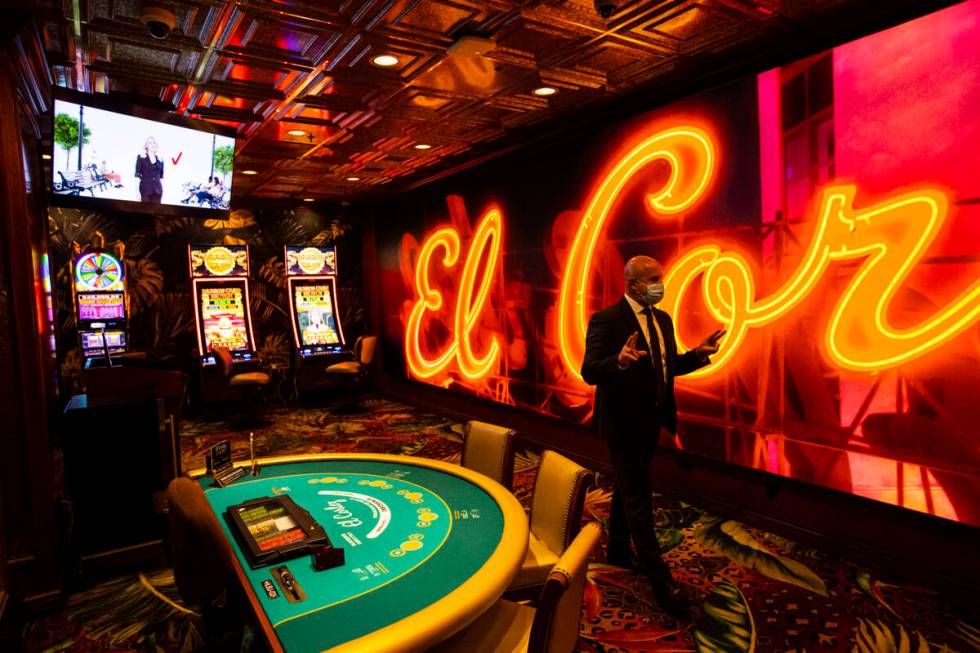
[[35, 0, 943, 202]]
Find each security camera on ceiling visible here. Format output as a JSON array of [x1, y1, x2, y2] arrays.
[[594, 0, 618, 19], [140, 3, 177, 40]]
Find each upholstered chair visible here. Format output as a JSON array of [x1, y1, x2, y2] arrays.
[[324, 335, 378, 410], [212, 345, 269, 423], [506, 450, 593, 602], [461, 420, 517, 491], [166, 477, 233, 606], [430, 522, 601, 653]]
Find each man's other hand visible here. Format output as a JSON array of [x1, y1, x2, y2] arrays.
[[695, 329, 726, 358]]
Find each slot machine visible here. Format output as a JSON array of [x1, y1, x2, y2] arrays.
[[285, 245, 346, 390], [285, 245, 345, 357], [189, 245, 257, 365], [72, 248, 128, 365]]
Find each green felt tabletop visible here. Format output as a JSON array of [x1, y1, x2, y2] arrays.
[[197, 456, 523, 653]]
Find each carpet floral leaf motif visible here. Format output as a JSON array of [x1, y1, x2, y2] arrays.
[[855, 570, 901, 618], [694, 516, 829, 596], [852, 619, 933, 653], [693, 580, 755, 653]]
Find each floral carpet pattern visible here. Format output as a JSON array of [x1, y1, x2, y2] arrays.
[[25, 398, 980, 652]]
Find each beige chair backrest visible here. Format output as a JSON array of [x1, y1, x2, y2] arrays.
[[358, 335, 378, 367], [528, 522, 601, 653], [212, 346, 234, 379], [529, 450, 592, 556], [461, 420, 516, 490], [167, 477, 234, 605]]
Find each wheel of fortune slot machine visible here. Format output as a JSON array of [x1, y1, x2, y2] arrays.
[[72, 249, 129, 366]]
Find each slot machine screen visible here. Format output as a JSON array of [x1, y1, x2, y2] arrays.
[[199, 285, 250, 352], [80, 330, 126, 354], [77, 292, 126, 320], [293, 283, 341, 350]]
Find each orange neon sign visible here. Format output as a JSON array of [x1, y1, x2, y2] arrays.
[[662, 185, 980, 375], [558, 125, 717, 380], [556, 123, 980, 379], [405, 208, 503, 380]]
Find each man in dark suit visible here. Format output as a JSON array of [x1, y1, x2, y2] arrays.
[[582, 255, 724, 617]]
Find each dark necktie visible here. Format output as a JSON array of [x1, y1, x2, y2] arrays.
[[642, 307, 667, 405]]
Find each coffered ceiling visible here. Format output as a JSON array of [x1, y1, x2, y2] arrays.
[[34, 0, 940, 203]]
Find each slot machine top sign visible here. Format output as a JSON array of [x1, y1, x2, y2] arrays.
[[285, 246, 336, 276], [189, 245, 249, 277], [74, 252, 124, 292]]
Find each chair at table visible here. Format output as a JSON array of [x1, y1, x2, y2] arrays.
[[213, 346, 269, 425], [166, 477, 244, 646], [167, 477, 233, 605], [324, 335, 377, 412], [431, 521, 601, 653], [461, 420, 517, 491], [506, 450, 593, 602]]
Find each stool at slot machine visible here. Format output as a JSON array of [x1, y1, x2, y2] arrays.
[[213, 346, 270, 426], [324, 335, 377, 413]]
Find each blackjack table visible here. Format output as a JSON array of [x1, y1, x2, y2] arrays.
[[191, 453, 529, 653]]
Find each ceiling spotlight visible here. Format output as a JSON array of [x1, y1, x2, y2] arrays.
[[287, 129, 307, 137], [414, 144, 432, 150], [371, 54, 399, 67], [302, 197, 315, 202], [41, 153, 51, 160], [533, 86, 558, 97], [241, 169, 258, 175], [346, 176, 361, 182]]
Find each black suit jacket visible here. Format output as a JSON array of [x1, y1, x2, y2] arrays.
[[135, 155, 164, 196], [581, 297, 706, 444]]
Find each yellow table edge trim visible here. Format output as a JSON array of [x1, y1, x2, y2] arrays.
[[189, 453, 530, 653]]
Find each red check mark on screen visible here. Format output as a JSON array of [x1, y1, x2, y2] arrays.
[[171, 152, 183, 165]]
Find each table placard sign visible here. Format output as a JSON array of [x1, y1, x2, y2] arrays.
[[209, 440, 246, 487]]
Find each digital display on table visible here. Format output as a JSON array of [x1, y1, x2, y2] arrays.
[[294, 284, 341, 347], [200, 286, 250, 351], [77, 292, 125, 320], [285, 246, 336, 276], [224, 495, 331, 569], [189, 245, 249, 277], [237, 501, 309, 552]]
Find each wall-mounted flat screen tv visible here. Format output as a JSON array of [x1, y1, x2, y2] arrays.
[[49, 89, 236, 217]]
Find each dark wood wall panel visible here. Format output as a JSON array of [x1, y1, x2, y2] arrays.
[[0, 12, 60, 604]]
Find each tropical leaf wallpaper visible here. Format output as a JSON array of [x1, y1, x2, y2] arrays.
[[47, 206, 365, 395]]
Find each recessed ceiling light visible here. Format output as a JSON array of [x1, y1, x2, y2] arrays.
[[41, 153, 51, 160], [533, 86, 558, 96], [414, 144, 432, 150], [241, 169, 258, 175], [371, 54, 399, 67], [287, 129, 307, 137], [346, 176, 361, 182], [302, 198, 314, 202]]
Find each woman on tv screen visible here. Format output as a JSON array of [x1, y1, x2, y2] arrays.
[[134, 136, 164, 203]]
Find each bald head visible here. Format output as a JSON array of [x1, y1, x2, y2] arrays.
[[624, 255, 665, 305]]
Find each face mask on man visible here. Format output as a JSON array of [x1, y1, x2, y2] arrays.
[[638, 282, 665, 306]]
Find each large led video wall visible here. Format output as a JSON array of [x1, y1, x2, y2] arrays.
[[376, 1, 980, 525]]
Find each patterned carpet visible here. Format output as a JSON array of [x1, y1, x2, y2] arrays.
[[24, 397, 980, 652]]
